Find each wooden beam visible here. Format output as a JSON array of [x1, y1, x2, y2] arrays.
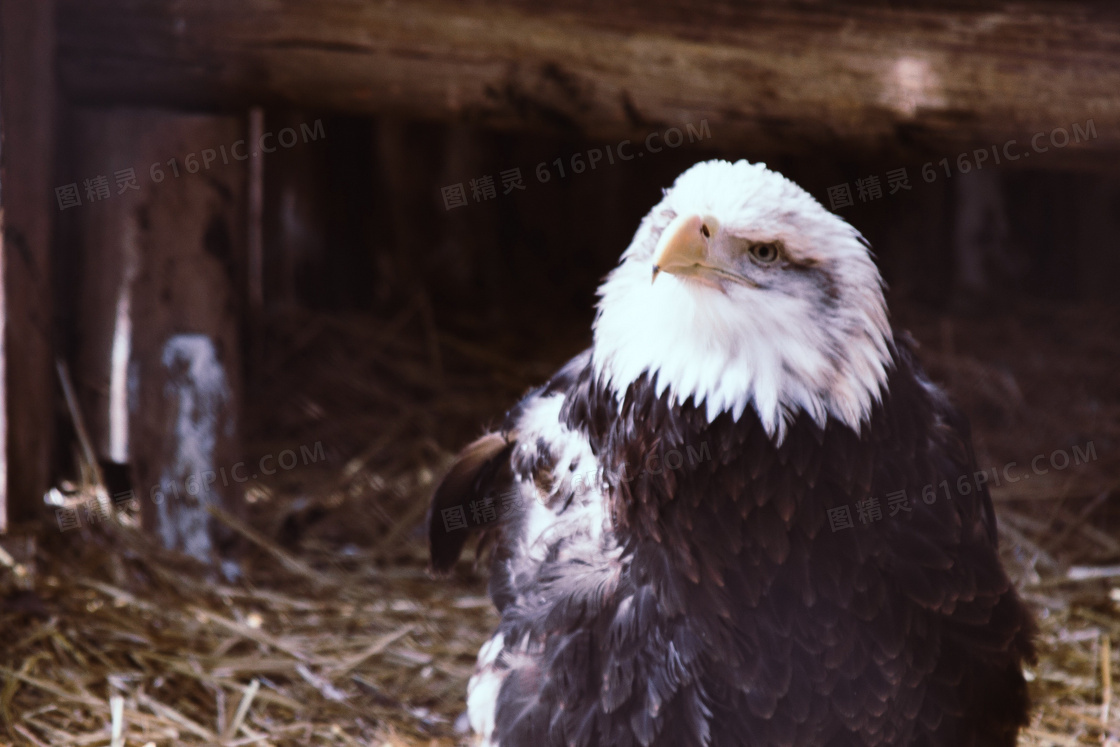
[[0, 0, 57, 530], [56, 0, 1120, 165]]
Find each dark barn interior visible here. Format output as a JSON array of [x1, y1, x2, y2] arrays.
[[1, 1, 1119, 745]]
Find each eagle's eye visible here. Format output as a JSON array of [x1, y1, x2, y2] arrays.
[[749, 242, 781, 264]]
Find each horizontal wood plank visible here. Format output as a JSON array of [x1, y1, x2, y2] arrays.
[[56, 1, 1120, 164]]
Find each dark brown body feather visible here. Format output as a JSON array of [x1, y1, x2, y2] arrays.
[[429, 338, 1035, 747]]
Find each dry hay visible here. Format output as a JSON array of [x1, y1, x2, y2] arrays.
[[0, 521, 492, 746], [1, 299, 1117, 746]]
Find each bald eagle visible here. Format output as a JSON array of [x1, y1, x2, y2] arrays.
[[428, 160, 1035, 747]]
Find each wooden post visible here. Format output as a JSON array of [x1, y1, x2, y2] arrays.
[[1072, 174, 1120, 302], [0, 0, 57, 531], [247, 106, 264, 312], [67, 108, 246, 564], [261, 110, 331, 310]]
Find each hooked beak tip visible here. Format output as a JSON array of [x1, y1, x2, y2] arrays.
[[651, 265, 661, 284]]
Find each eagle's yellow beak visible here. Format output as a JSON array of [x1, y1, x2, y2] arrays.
[[651, 214, 720, 284]]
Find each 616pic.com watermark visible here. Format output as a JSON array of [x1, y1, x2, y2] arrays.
[[827, 441, 1099, 532], [54, 119, 327, 212], [825, 118, 1097, 211], [440, 120, 713, 211], [53, 441, 328, 533]]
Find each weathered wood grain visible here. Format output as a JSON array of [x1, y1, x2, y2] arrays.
[[56, 1, 1120, 163]]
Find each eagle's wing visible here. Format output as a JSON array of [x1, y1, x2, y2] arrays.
[[427, 432, 513, 574], [429, 350, 712, 747], [862, 339, 1036, 747], [427, 349, 594, 576]]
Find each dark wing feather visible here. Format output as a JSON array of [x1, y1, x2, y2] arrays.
[[427, 348, 593, 576], [427, 432, 513, 575], [869, 340, 1036, 746]]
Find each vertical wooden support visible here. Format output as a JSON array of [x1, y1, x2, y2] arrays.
[[392, 122, 507, 309], [373, 117, 446, 303], [1072, 174, 1120, 302], [69, 109, 246, 564], [262, 110, 330, 310], [878, 170, 954, 306], [0, 203, 6, 533], [246, 107, 265, 313], [951, 169, 1009, 308], [0, 0, 57, 530], [68, 108, 138, 464]]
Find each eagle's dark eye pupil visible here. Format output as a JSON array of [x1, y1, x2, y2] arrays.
[[753, 242, 778, 263]]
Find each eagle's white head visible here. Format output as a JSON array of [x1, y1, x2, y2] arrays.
[[592, 159, 893, 441]]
